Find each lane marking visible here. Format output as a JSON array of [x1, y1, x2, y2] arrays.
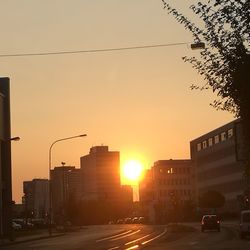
[[124, 233, 152, 245], [96, 230, 133, 242], [124, 245, 139, 250], [110, 230, 141, 241], [107, 247, 120, 250], [141, 228, 167, 245]]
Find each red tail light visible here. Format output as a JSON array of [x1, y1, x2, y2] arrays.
[[217, 220, 220, 224]]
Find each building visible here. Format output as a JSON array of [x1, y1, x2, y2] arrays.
[[120, 185, 133, 204], [50, 166, 82, 222], [139, 169, 154, 221], [152, 159, 195, 204], [190, 119, 246, 212], [23, 179, 49, 219], [0, 78, 12, 239], [139, 160, 195, 223], [80, 146, 121, 203]]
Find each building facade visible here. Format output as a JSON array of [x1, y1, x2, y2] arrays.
[[80, 146, 121, 203], [0, 78, 12, 239], [50, 166, 82, 222], [190, 119, 246, 212], [152, 160, 195, 204], [139, 160, 195, 223], [23, 179, 49, 219]]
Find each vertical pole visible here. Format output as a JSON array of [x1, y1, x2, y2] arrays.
[[48, 146, 52, 236]]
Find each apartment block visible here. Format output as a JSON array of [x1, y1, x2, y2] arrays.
[[50, 166, 82, 220], [23, 179, 49, 219]]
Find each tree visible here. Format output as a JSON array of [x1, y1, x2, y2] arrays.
[[199, 190, 225, 209], [162, 0, 250, 176]]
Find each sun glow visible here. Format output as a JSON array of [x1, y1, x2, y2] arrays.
[[122, 159, 143, 183]]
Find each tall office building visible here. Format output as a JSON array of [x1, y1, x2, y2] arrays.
[[190, 119, 246, 212], [80, 146, 121, 203], [23, 179, 49, 219]]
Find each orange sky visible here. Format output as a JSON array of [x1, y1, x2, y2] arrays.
[[0, 0, 234, 202]]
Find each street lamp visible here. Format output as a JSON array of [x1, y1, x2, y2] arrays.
[[10, 137, 20, 141], [191, 42, 205, 50], [48, 134, 87, 236]]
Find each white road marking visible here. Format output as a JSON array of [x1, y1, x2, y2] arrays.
[[107, 246, 120, 250], [110, 230, 141, 241], [124, 233, 152, 245], [124, 244, 139, 250], [96, 230, 132, 242], [141, 228, 167, 245]]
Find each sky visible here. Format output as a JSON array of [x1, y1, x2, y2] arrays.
[[0, 0, 234, 203]]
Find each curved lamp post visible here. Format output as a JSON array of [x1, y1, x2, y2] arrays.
[[48, 134, 87, 236]]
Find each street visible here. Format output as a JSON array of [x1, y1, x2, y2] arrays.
[[1, 223, 250, 250]]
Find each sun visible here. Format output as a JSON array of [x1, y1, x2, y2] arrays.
[[122, 159, 143, 183]]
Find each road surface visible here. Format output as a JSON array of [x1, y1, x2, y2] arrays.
[[1, 223, 250, 249]]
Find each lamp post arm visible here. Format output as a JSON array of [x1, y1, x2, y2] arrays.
[[48, 133, 87, 236]]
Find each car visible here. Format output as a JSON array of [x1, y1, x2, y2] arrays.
[[201, 214, 220, 232], [239, 210, 250, 239], [132, 217, 139, 224], [12, 221, 22, 231], [124, 217, 132, 224], [116, 219, 124, 224]]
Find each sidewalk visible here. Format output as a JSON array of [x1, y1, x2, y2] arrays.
[[0, 229, 66, 247]]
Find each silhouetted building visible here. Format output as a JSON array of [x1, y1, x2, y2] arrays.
[[190, 119, 246, 212], [139, 169, 154, 221], [80, 146, 121, 203], [12, 203, 25, 219], [23, 179, 49, 219], [139, 169, 154, 203], [0, 78, 12, 239], [120, 185, 133, 204], [50, 166, 82, 221]]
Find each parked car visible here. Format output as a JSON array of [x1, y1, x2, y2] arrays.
[[132, 217, 139, 224], [12, 221, 22, 231], [116, 219, 124, 224], [124, 217, 132, 224], [201, 214, 220, 232], [138, 216, 146, 224], [13, 219, 34, 230], [239, 210, 250, 239]]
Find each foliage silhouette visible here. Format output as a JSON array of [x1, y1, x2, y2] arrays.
[[162, 0, 250, 176]]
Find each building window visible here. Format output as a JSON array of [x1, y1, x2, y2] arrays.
[[197, 143, 202, 151], [214, 135, 220, 144], [208, 138, 213, 147], [221, 132, 226, 141], [228, 128, 233, 138], [202, 141, 207, 149]]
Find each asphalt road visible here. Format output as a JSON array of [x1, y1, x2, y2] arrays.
[[1, 223, 250, 250]]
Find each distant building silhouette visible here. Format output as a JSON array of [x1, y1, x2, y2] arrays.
[[50, 166, 82, 223], [80, 146, 122, 202], [190, 119, 247, 212], [23, 179, 49, 219]]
